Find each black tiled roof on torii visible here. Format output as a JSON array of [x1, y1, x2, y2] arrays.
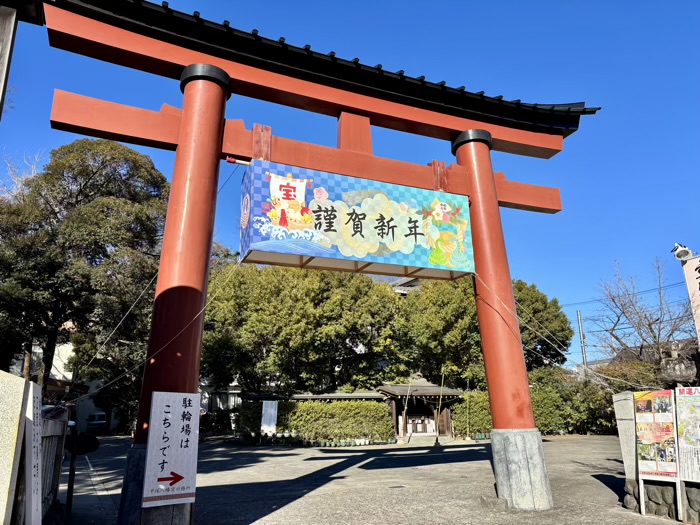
[[45, 0, 600, 137]]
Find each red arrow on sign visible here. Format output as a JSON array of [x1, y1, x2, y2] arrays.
[[157, 472, 184, 486]]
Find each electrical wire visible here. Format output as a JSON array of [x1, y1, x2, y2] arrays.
[[67, 258, 242, 407], [561, 281, 686, 308], [62, 163, 242, 401], [473, 273, 662, 391]]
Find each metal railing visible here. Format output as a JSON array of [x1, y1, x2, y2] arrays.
[[41, 410, 68, 517]]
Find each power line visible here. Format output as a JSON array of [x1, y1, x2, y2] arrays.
[[67, 258, 242, 407], [474, 273, 662, 391], [64, 163, 242, 400], [561, 281, 686, 308]]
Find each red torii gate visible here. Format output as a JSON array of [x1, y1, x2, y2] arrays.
[[20, 0, 597, 521]]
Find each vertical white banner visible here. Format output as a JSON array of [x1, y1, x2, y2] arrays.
[[682, 255, 700, 347], [24, 382, 42, 524], [261, 401, 278, 436]]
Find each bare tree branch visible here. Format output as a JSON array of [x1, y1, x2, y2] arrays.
[[592, 260, 695, 360]]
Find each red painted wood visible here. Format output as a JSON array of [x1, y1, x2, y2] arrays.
[[431, 160, 447, 191], [337, 112, 373, 155], [454, 138, 536, 430], [44, 4, 564, 159], [252, 123, 272, 161], [133, 77, 228, 445], [50, 91, 562, 213]]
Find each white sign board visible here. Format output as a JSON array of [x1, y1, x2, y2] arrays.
[[24, 382, 41, 524], [261, 401, 278, 436], [634, 389, 683, 520], [142, 392, 200, 508], [675, 387, 700, 481]]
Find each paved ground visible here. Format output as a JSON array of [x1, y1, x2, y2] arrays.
[[60, 434, 673, 525]]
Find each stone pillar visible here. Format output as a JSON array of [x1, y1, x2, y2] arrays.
[[612, 391, 636, 480], [452, 130, 552, 511], [118, 64, 230, 525]]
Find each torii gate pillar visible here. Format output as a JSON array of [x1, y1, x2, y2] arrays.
[[118, 64, 230, 525], [452, 130, 553, 510]]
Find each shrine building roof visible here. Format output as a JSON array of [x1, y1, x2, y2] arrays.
[[376, 378, 464, 398], [42, 0, 599, 138]]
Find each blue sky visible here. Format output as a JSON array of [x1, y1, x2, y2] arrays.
[[2, 0, 699, 365]]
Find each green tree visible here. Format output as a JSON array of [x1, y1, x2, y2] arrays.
[[396, 278, 483, 389], [0, 139, 168, 397], [202, 265, 402, 393], [513, 280, 574, 369], [397, 278, 573, 389]]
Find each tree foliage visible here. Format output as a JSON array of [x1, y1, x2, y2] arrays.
[[0, 139, 168, 405], [396, 278, 573, 389], [452, 367, 617, 437], [202, 265, 402, 393], [513, 280, 574, 369], [202, 265, 572, 394], [396, 278, 483, 389]]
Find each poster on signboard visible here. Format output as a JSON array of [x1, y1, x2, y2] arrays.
[[675, 386, 700, 481], [240, 160, 474, 279], [634, 390, 678, 480]]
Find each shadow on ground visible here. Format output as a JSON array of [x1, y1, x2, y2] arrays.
[[569, 458, 626, 504], [592, 474, 626, 503], [196, 443, 491, 525]]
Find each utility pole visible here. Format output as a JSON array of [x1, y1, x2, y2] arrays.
[[577, 310, 588, 377]]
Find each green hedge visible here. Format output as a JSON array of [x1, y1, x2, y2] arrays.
[[451, 373, 617, 437], [531, 386, 567, 435], [239, 401, 263, 434], [451, 391, 492, 436], [288, 401, 394, 442], [200, 409, 236, 435], [451, 389, 569, 437], [237, 400, 393, 442]]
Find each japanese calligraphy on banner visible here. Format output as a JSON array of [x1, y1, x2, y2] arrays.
[[240, 160, 474, 279], [675, 387, 700, 481], [142, 392, 200, 508], [634, 390, 678, 480]]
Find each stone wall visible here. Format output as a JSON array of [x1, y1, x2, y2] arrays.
[[684, 484, 700, 523], [622, 479, 700, 521]]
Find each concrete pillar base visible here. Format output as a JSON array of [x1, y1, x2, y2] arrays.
[[490, 428, 553, 511], [117, 445, 146, 525]]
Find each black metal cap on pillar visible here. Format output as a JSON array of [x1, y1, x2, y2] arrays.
[[180, 64, 232, 99], [451, 129, 493, 155]]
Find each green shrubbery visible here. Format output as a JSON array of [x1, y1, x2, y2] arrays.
[[236, 400, 394, 442], [200, 409, 236, 436], [288, 401, 394, 442], [451, 391, 491, 436], [451, 367, 620, 437], [222, 364, 646, 442], [238, 401, 263, 435]]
